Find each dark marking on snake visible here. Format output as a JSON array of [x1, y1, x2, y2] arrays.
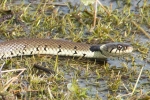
[[18, 51, 22, 56], [58, 49, 61, 53], [30, 51, 33, 55], [57, 45, 62, 53], [2, 55, 4, 59], [90, 45, 106, 56], [58, 45, 61, 48], [90, 45, 100, 52], [74, 51, 77, 54], [109, 48, 114, 53], [82, 54, 86, 58], [115, 49, 118, 53], [74, 46, 77, 49], [36, 47, 39, 51], [36, 46, 40, 51], [44, 45, 47, 51], [11, 51, 13, 55], [23, 45, 27, 51]]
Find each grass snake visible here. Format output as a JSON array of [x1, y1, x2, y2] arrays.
[[0, 39, 133, 59]]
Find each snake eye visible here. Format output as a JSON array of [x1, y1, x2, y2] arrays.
[[117, 45, 123, 50]]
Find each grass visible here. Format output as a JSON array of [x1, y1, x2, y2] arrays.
[[0, 0, 149, 99]]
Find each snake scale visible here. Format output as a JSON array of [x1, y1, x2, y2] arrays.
[[0, 39, 133, 59]]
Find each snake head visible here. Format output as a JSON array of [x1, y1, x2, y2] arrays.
[[90, 43, 133, 57]]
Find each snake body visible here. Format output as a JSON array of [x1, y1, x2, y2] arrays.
[[0, 39, 133, 59]]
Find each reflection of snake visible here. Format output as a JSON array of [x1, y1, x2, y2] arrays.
[[0, 39, 133, 59]]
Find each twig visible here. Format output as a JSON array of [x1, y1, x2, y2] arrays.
[[132, 21, 150, 39], [33, 64, 55, 74], [117, 62, 145, 98], [131, 66, 143, 95], [0, 62, 6, 78], [1, 68, 26, 73], [11, 2, 67, 6], [3, 68, 26, 91], [97, 0, 111, 16], [93, 0, 98, 27]]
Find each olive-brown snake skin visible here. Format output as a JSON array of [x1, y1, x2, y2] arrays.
[[0, 39, 133, 59]]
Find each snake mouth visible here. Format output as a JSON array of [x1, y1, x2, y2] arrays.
[[99, 43, 133, 57], [125, 46, 133, 53]]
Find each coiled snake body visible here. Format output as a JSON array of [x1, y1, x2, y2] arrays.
[[0, 39, 133, 59]]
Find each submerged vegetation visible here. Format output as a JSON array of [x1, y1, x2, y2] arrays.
[[0, 0, 149, 99]]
